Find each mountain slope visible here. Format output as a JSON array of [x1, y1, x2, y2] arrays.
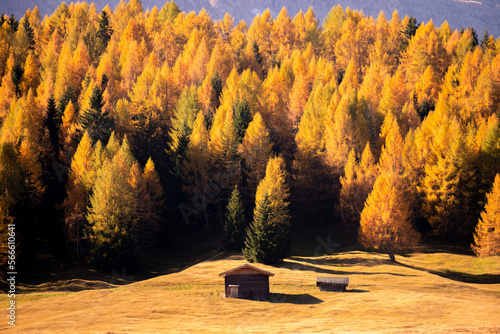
[[1, 0, 500, 37]]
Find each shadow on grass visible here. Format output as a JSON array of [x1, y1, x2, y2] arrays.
[[269, 293, 323, 304], [295, 256, 389, 268], [346, 289, 369, 293], [397, 262, 500, 284], [277, 259, 415, 277]]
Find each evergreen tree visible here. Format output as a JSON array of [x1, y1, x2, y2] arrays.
[[97, 10, 113, 51], [401, 16, 419, 48], [210, 71, 223, 115], [8, 14, 18, 32], [22, 17, 35, 51], [480, 29, 492, 51], [44, 96, 62, 158], [469, 27, 479, 48], [11, 62, 24, 95], [244, 156, 290, 263], [243, 195, 289, 264], [222, 186, 246, 251], [233, 99, 252, 142], [472, 174, 500, 257], [79, 84, 115, 144]]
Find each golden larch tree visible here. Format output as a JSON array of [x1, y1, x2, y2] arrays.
[[472, 174, 500, 257]]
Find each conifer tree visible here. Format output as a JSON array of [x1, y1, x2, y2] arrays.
[[359, 171, 420, 261], [44, 95, 61, 159], [168, 86, 200, 156], [79, 84, 115, 145], [87, 140, 136, 269], [97, 10, 113, 53], [222, 186, 246, 251], [239, 112, 273, 202], [233, 99, 252, 142], [244, 156, 290, 263], [472, 174, 500, 257], [243, 195, 288, 264]]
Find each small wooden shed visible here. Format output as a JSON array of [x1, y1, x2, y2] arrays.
[[219, 264, 274, 300], [316, 277, 349, 292]]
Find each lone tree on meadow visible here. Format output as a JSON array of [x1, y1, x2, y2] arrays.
[[358, 172, 420, 261], [472, 174, 500, 257], [243, 156, 290, 264], [222, 186, 247, 251]]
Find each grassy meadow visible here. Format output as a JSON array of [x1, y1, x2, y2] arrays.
[[1, 249, 499, 333]]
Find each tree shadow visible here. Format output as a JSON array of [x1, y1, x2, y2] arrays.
[[294, 256, 390, 268], [269, 293, 324, 304], [275, 259, 415, 277], [397, 262, 500, 284]]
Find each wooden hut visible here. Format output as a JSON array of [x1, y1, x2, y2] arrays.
[[219, 264, 274, 300], [316, 277, 349, 292]]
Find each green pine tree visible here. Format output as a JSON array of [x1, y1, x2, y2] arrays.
[[79, 84, 115, 145], [243, 195, 289, 264], [222, 186, 247, 251], [233, 99, 252, 142]]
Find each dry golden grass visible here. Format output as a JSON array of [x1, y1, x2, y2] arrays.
[[1, 251, 499, 333]]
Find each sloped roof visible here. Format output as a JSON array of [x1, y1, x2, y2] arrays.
[[219, 263, 275, 277], [317, 277, 349, 285]]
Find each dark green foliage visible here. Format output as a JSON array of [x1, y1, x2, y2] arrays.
[[402, 16, 419, 49], [253, 41, 263, 66], [243, 196, 290, 264], [223, 186, 247, 251], [11, 61, 24, 95], [45, 96, 62, 156], [0, 14, 5, 27], [132, 112, 168, 169], [58, 86, 78, 116], [413, 93, 435, 121], [233, 99, 252, 142], [79, 85, 115, 145], [8, 14, 18, 32], [480, 29, 491, 51], [210, 71, 223, 111], [23, 17, 35, 50], [337, 68, 345, 85], [469, 27, 479, 48], [97, 10, 112, 53]]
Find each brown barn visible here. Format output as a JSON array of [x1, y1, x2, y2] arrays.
[[219, 264, 274, 300], [316, 277, 349, 292]]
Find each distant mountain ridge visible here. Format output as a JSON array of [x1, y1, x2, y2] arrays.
[[1, 0, 500, 37]]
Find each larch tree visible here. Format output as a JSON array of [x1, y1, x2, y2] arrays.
[[339, 144, 377, 227], [87, 138, 137, 269], [359, 165, 420, 261], [472, 174, 500, 257], [238, 112, 273, 203], [182, 111, 211, 229]]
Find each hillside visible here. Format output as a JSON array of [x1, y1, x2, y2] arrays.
[[2, 251, 499, 333], [1, 0, 500, 37]]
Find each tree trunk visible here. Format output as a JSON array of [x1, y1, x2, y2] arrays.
[[388, 252, 396, 262]]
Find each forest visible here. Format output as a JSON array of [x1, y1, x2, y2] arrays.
[[0, 0, 499, 275]]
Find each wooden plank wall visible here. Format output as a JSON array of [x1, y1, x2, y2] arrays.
[[225, 274, 269, 300]]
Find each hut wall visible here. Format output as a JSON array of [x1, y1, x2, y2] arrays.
[[225, 274, 269, 300], [317, 282, 347, 292]]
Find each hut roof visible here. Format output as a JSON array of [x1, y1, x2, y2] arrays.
[[219, 263, 275, 277], [316, 277, 349, 284]]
